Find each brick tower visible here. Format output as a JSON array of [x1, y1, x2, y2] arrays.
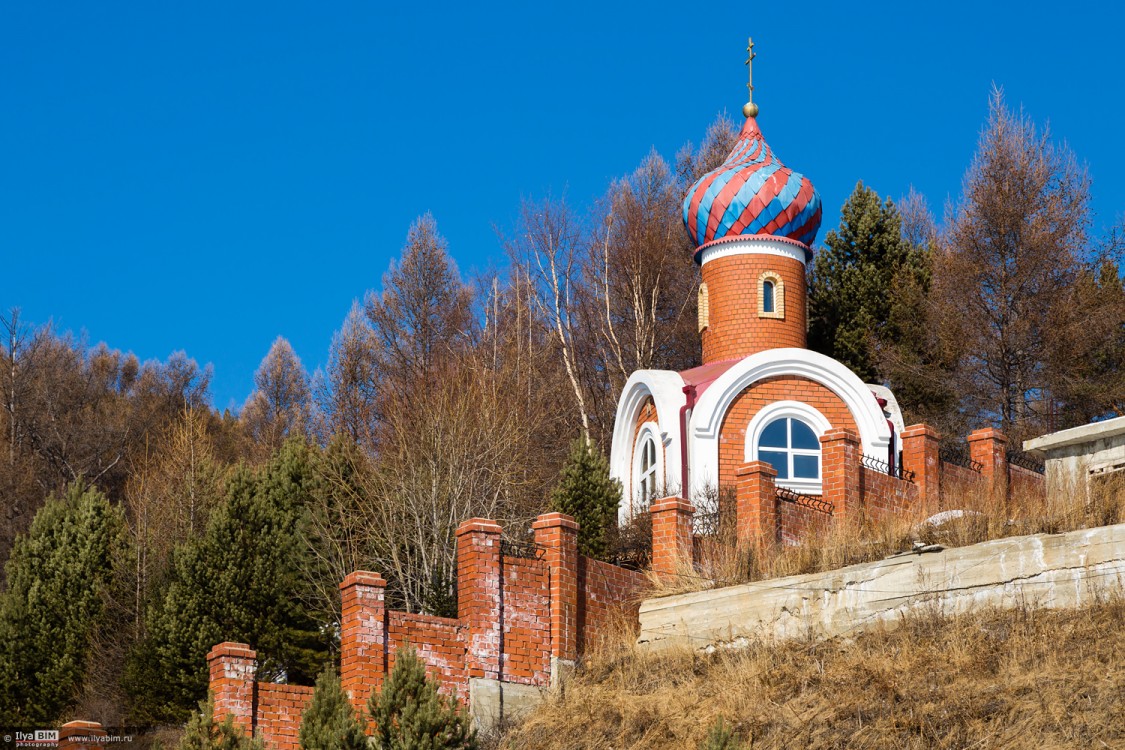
[[682, 53, 822, 365]]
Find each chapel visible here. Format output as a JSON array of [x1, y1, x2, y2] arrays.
[[608, 45, 905, 524]]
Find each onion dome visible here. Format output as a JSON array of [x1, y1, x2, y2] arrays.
[[682, 115, 822, 252]]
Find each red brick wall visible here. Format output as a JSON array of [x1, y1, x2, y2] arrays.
[[387, 611, 467, 700], [499, 556, 551, 685], [701, 252, 807, 363], [777, 496, 832, 546], [719, 376, 858, 490], [578, 556, 648, 652], [255, 684, 314, 750], [941, 460, 985, 501], [1009, 464, 1046, 501], [860, 467, 919, 520]]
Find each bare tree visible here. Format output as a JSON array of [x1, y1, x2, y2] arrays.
[[242, 336, 312, 453], [507, 196, 592, 439], [312, 302, 381, 451], [934, 87, 1092, 440]]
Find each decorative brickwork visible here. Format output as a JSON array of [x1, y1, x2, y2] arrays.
[[339, 572, 386, 716], [968, 428, 1009, 503], [650, 497, 695, 579], [901, 424, 941, 512], [820, 428, 862, 521], [210, 513, 647, 748], [256, 684, 314, 750], [718, 375, 858, 490], [207, 642, 257, 735], [701, 253, 806, 363], [734, 461, 777, 546]]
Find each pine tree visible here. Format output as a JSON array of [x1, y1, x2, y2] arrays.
[[366, 647, 476, 750], [0, 483, 129, 724], [699, 718, 745, 750], [298, 666, 367, 750], [178, 696, 263, 750], [808, 182, 928, 382], [125, 440, 330, 723], [550, 438, 621, 559]]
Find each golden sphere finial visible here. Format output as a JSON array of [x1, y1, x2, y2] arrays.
[[742, 102, 759, 119]]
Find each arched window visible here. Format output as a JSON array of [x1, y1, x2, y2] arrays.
[[756, 417, 821, 482], [758, 271, 784, 319], [638, 434, 658, 504], [697, 283, 710, 332]]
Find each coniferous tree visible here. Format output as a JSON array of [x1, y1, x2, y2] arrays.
[[366, 647, 476, 750], [298, 666, 367, 750], [808, 182, 929, 382], [125, 440, 330, 723], [0, 483, 129, 724], [178, 696, 263, 750], [550, 438, 621, 559]]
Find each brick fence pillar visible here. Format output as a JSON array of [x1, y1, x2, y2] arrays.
[[649, 497, 695, 579], [207, 642, 257, 736], [901, 424, 941, 513], [821, 428, 862, 521], [968, 428, 1009, 504], [457, 518, 503, 681], [735, 461, 777, 547], [58, 721, 107, 750], [532, 512, 579, 688], [340, 571, 386, 716]]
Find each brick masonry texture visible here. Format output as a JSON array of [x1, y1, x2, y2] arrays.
[[211, 513, 646, 748], [719, 375, 858, 491], [701, 253, 806, 363]]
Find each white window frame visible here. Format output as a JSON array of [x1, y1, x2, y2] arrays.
[[744, 401, 830, 494], [632, 422, 665, 510]]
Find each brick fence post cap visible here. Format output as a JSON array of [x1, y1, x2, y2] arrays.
[[339, 571, 387, 590], [60, 722, 103, 730], [455, 518, 503, 536], [967, 427, 1008, 444], [207, 642, 256, 661], [649, 497, 696, 514], [531, 512, 579, 531], [820, 427, 860, 443], [901, 424, 941, 439], [736, 460, 778, 477]]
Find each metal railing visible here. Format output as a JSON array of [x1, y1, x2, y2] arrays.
[[1006, 449, 1045, 474], [939, 442, 983, 472], [500, 538, 545, 560], [860, 453, 916, 483], [776, 486, 835, 514]]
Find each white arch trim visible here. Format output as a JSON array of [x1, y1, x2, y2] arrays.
[[745, 401, 831, 494], [631, 421, 665, 509], [609, 369, 686, 522], [689, 348, 892, 495]]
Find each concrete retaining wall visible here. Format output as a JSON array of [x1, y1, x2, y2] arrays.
[[638, 522, 1125, 652]]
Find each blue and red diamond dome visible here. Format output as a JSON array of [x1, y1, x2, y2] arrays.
[[683, 116, 822, 253]]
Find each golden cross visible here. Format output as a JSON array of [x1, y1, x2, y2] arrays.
[[745, 37, 756, 103]]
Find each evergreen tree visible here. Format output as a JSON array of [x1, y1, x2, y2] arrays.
[[366, 647, 476, 750], [178, 696, 263, 750], [699, 718, 745, 750], [125, 440, 330, 723], [298, 666, 367, 750], [808, 182, 928, 382], [0, 483, 129, 724], [550, 438, 621, 559]]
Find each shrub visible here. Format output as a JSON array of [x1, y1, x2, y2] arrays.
[[367, 647, 476, 750], [299, 666, 367, 750]]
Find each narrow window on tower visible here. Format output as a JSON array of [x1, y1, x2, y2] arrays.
[[698, 283, 710, 332], [758, 272, 784, 319]]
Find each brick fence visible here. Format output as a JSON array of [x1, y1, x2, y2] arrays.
[[210, 512, 646, 749], [652, 423, 1046, 575]]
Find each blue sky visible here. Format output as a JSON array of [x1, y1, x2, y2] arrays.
[[3, 2, 1123, 411]]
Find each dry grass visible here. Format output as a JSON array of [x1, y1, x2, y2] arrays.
[[500, 594, 1125, 749], [647, 474, 1125, 598]]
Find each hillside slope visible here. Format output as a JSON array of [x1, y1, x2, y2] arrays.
[[501, 598, 1124, 749]]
